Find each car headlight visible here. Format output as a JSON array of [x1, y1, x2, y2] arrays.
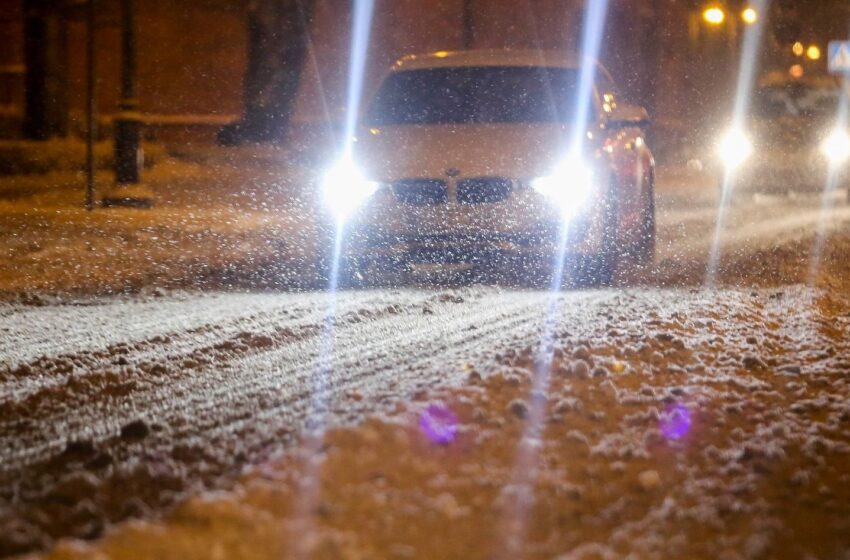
[[531, 155, 596, 218], [321, 156, 378, 222], [717, 127, 753, 171], [820, 128, 850, 165]]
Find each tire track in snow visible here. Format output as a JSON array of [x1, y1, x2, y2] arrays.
[[0, 293, 314, 368], [0, 289, 450, 464], [194, 290, 618, 448], [0, 288, 612, 472], [0, 290, 436, 402]]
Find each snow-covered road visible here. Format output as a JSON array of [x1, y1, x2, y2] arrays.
[[2, 170, 850, 557]]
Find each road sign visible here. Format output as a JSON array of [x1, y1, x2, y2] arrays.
[[828, 41, 850, 74]]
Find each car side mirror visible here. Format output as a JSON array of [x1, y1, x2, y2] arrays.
[[607, 104, 650, 129]]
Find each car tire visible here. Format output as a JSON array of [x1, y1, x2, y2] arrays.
[[314, 253, 361, 289], [566, 254, 616, 288], [595, 180, 621, 287], [636, 177, 656, 266], [561, 181, 620, 289]]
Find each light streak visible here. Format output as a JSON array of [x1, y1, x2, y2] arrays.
[[288, 2, 375, 555], [809, 80, 850, 284], [493, 2, 610, 557], [706, 0, 769, 287]]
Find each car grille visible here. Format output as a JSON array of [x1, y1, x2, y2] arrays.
[[391, 179, 448, 205], [457, 177, 512, 204]]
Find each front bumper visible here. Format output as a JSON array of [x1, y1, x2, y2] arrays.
[[347, 220, 594, 265], [731, 152, 850, 194], [336, 186, 608, 271]]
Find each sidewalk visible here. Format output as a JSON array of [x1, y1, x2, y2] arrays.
[[0, 153, 317, 296]]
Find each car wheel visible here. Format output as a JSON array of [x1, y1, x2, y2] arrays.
[[314, 254, 361, 289], [563, 184, 620, 289], [637, 179, 656, 265], [566, 254, 616, 288]]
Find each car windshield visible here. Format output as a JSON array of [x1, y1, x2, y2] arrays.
[[365, 66, 583, 125]]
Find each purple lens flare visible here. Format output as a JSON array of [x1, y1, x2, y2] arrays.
[[660, 403, 692, 441], [419, 404, 459, 445]]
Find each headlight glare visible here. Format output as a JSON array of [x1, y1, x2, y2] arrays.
[[321, 156, 378, 222], [532, 155, 596, 218], [717, 127, 753, 170], [820, 128, 850, 165]]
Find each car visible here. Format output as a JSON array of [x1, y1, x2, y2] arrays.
[[715, 73, 850, 199], [317, 49, 656, 287]]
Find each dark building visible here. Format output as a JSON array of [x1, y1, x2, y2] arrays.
[[2, 0, 846, 146], [0, 0, 248, 142]]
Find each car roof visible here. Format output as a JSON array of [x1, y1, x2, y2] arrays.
[[391, 49, 584, 71]]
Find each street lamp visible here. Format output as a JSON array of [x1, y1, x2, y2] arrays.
[[741, 7, 757, 25], [807, 45, 821, 60], [703, 7, 726, 25], [103, 0, 152, 208]]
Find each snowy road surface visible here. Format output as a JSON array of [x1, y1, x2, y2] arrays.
[[2, 172, 850, 556]]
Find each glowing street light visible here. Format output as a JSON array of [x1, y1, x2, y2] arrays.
[[741, 7, 757, 25], [792, 41, 804, 56], [703, 6, 726, 25], [807, 45, 822, 60]]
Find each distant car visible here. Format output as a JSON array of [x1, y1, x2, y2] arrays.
[[716, 74, 850, 199], [317, 49, 656, 286]]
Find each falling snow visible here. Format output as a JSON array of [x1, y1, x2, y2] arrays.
[[2, 154, 850, 559]]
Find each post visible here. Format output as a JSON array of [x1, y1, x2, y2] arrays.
[[85, 0, 96, 211], [461, 0, 474, 49], [115, 0, 139, 184], [104, 0, 152, 207]]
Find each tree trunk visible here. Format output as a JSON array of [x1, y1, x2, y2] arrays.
[[22, 0, 68, 140], [221, 0, 316, 144]]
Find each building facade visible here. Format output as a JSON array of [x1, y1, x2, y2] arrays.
[[8, 0, 837, 148], [0, 0, 248, 141]]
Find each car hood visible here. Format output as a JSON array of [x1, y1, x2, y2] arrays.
[[354, 123, 576, 181]]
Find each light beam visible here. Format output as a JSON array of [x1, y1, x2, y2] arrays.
[[809, 79, 850, 284], [706, 0, 769, 287], [289, 2, 375, 555], [493, 2, 611, 557]]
